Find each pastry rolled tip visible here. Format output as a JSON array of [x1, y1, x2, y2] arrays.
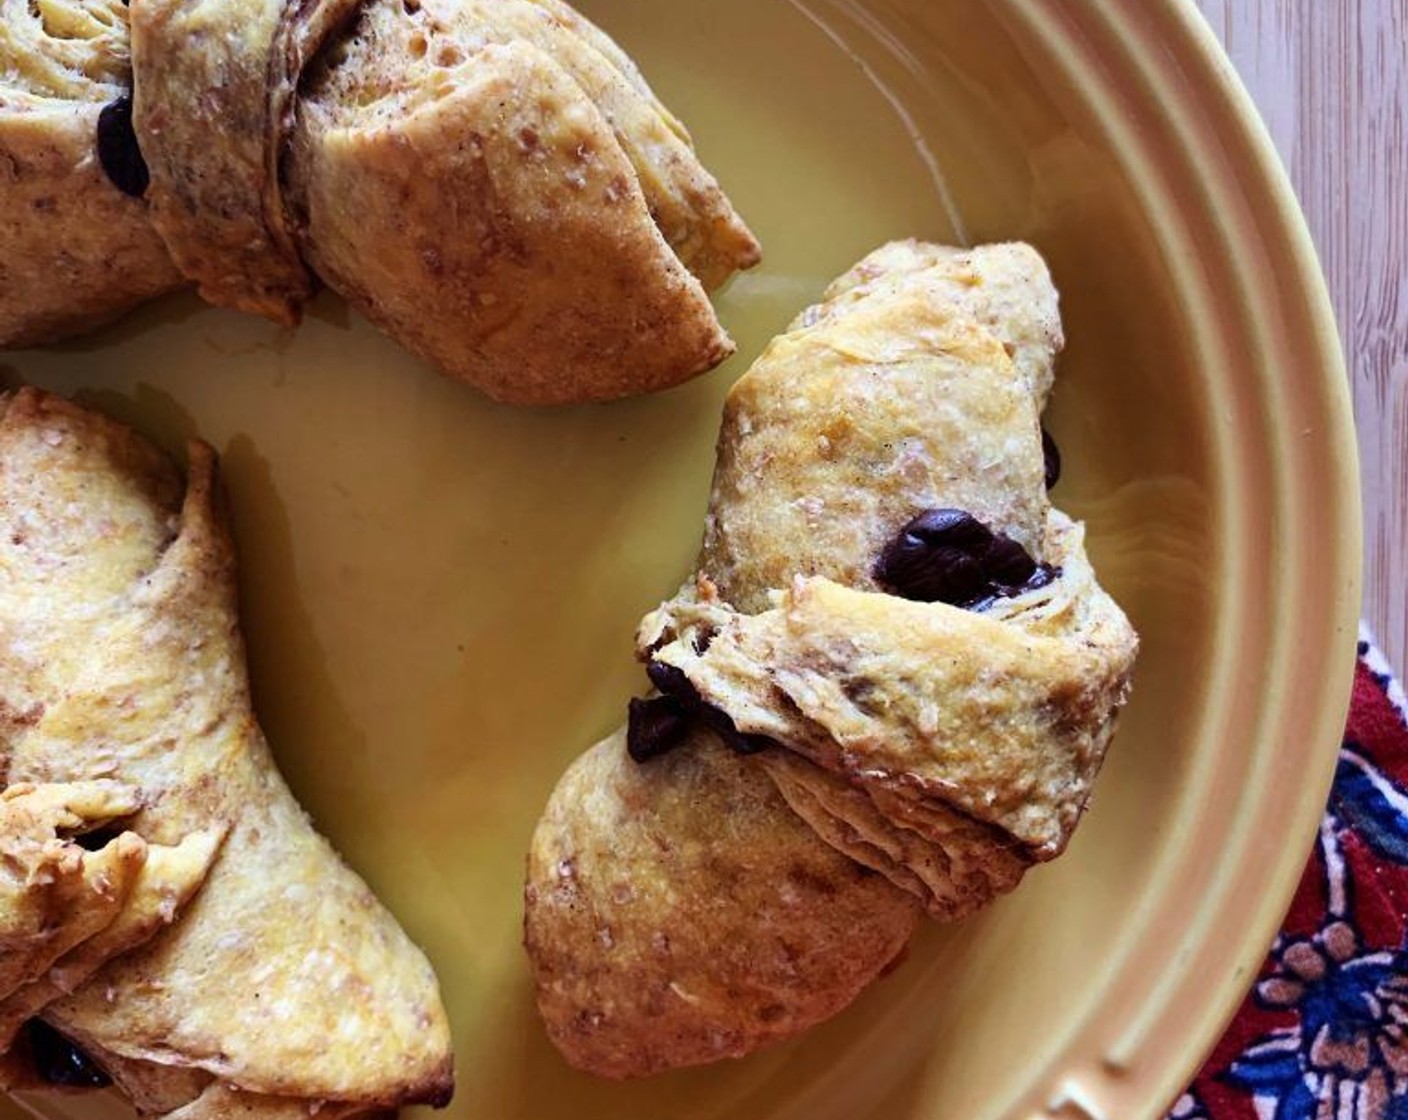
[[735, 236, 764, 274], [413, 1063, 456, 1109], [524, 728, 921, 1079], [462, 323, 736, 407], [247, 296, 305, 332], [690, 223, 763, 293], [181, 439, 219, 493], [368, 1056, 455, 1110]]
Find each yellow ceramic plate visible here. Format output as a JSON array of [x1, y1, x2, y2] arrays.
[[2, 0, 1360, 1118]]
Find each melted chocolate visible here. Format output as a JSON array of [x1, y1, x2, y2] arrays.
[[876, 508, 1057, 608], [626, 695, 692, 762], [96, 96, 149, 198], [628, 659, 772, 763]]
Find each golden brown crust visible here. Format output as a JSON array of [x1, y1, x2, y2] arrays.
[[0, 779, 221, 1097], [0, 388, 453, 1111], [294, 0, 758, 293], [128, 0, 362, 322], [288, 0, 757, 403], [162, 1083, 397, 1120], [0, 1, 183, 346], [525, 728, 919, 1078], [507, 0, 761, 289]]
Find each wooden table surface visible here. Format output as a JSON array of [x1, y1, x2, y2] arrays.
[[1192, 0, 1407, 674]]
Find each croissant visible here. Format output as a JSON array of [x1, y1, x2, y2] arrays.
[[0, 388, 453, 1117], [525, 241, 1138, 1076], [0, 0, 759, 404]]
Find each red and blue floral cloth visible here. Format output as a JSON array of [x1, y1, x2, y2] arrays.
[[1170, 629, 1408, 1120]]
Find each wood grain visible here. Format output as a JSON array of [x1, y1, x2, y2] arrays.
[[1192, 0, 1408, 674]]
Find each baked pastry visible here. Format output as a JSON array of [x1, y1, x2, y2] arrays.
[[1, 0, 759, 404], [0, 0, 183, 347], [0, 388, 453, 1116], [286, 0, 760, 403], [525, 241, 1137, 1075]]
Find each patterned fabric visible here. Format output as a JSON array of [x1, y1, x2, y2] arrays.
[[1173, 628, 1408, 1120]]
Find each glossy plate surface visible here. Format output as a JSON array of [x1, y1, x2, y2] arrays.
[[2, 1, 1360, 1118]]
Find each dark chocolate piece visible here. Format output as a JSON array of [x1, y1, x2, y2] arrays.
[[636, 659, 773, 759], [24, 1019, 111, 1089], [874, 508, 993, 605], [983, 535, 1039, 589], [646, 660, 701, 707], [96, 96, 149, 199], [627, 695, 692, 763], [1021, 563, 1060, 594], [877, 508, 1057, 609]]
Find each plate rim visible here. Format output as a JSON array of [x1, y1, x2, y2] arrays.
[[1016, 0, 1364, 1115]]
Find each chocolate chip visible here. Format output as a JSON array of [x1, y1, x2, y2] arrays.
[[1042, 427, 1061, 490], [876, 508, 1057, 608], [96, 96, 149, 198], [646, 660, 700, 706], [874, 509, 993, 605], [24, 1020, 110, 1088], [983, 535, 1039, 589], [637, 659, 773, 759], [627, 695, 691, 762], [905, 508, 995, 552]]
